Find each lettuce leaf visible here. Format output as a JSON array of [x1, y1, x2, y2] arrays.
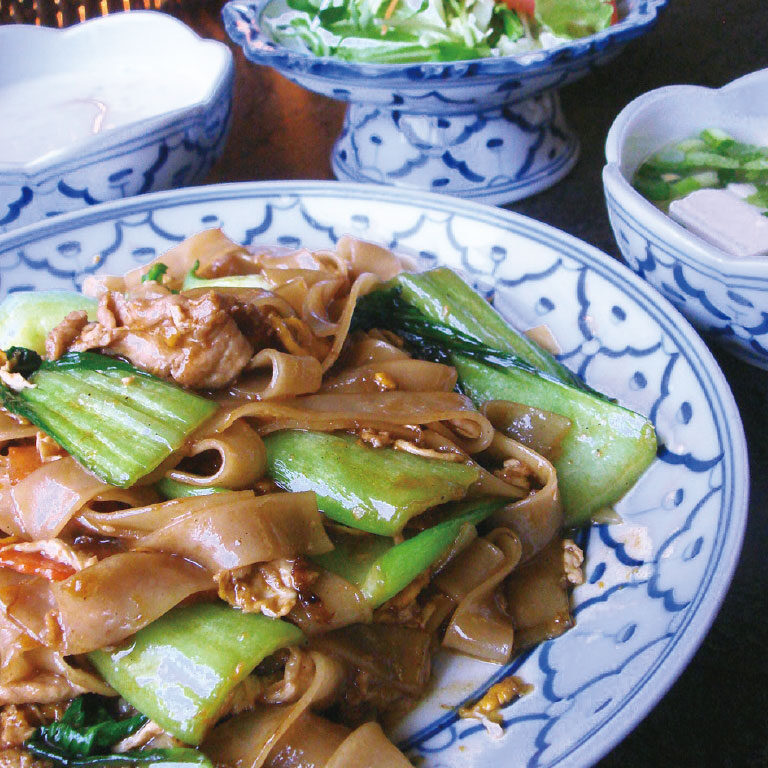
[[535, 0, 613, 38]]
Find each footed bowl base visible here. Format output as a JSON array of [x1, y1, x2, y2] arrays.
[[331, 89, 579, 205]]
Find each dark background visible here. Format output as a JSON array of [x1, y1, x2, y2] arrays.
[[193, 0, 768, 764]]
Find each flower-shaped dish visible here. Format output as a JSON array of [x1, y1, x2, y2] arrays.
[[0, 11, 234, 234], [223, 0, 666, 204], [0, 179, 747, 767], [604, 67, 768, 369]]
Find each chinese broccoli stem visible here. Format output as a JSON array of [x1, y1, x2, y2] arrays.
[[0, 291, 96, 355], [315, 498, 506, 607], [0, 349, 217, 488], [156, 477, 227, 498], [88, 603, 304, 745], [351, 271, 657, 525], [181, 260, 270, 291], [263, 430, 479, 536]]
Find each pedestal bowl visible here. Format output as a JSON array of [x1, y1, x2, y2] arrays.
[[223, 0, 666, 204]]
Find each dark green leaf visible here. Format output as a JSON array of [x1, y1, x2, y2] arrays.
[[29, 695, 147, 760], [4, 346, 43, 377], [25, 739, 211, 768]]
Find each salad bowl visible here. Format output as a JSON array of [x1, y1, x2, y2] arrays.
[[603, 67, 768, 369], [223, 0, 666, 204], [0, 180, 747, 767]]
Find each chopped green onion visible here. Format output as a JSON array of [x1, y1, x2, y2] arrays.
[[141, 263, 169, 284]]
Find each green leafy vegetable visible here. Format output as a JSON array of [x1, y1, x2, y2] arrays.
[[25, 742, 211, 768], [24, 695, 207, 768], [535, 0, 613, 38], [264, 0, 618, 63], [0, 291, 97, 355], [32, 696, 146, 759], [0, 350, 218, 487]]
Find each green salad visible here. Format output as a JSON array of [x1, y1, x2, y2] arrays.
[[263, 0, 618, 62]]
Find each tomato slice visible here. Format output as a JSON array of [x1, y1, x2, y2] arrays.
[[610, 0, 619, 23], [500, 0, 536, 16]]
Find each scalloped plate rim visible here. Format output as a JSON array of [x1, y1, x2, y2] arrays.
[[0, 179, 749, 768]]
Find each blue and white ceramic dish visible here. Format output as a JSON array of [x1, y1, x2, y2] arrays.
[[0, 181, 747, 767], [603, 68, 768, 370], [0, 12, 233, 235], [223, 0, 666, 204]]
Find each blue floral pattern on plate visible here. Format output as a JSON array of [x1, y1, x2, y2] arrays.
[[223, 0, 667, 203], [0, 181, 747, 768]]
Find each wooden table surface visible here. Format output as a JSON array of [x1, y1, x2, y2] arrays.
[[183, 1, 767, 765]]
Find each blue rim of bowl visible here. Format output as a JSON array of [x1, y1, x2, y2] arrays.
[[0, 11, 234, 179], [0, 179, 747, 767], [222, 0, 667, 81]]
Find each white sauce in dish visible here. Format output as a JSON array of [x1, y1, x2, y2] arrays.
[[0, 63, 214, 166]]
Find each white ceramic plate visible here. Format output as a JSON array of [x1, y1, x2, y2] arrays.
[[0, 181, 748, 768]]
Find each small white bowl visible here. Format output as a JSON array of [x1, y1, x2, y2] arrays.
[[603, 67, 768, 369], [0, 11, 234, 234]]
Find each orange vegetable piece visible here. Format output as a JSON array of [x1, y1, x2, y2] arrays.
[[0, 548, 76, 581], [6, 444, 43, 484]]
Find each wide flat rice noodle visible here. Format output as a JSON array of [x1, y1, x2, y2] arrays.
[[135, 491, 333, 571], [442, 529, 522, 664], [0, 645, 114, 705], [319, 273, 380, 373], [0, 412, 37, 444], [289, 571, 372, 635], [320, 359, 456, 395], [265, 711, 349, 767], [482, 400, 571, 461], [341, 333, 410, 367], [204, 652, 345, 768], [2, 552, 212, 654], [433, 536, 507, 602], [169, 420, 267, 489], [311, 625, 431, 698], [231, 350, 323, 401], [484, 432, 562, 562], [211, 391, 493, 452], [506, 537, 573, 650], [335, 235, 412, 281], [83, 229, 259, 295], [326, 722, 412, 768], [12, 458, 111, 539]]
